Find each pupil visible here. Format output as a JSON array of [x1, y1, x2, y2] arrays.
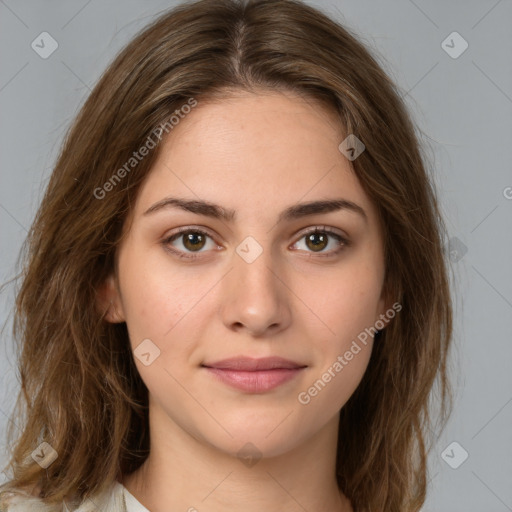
[[307, 233, 327, 251], [184, 232, 205, 251]]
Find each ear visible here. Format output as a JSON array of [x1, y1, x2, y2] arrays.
[[96, 273, 126, 323]]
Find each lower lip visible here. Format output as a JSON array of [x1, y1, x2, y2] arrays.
[[204, 367, 304, 392]]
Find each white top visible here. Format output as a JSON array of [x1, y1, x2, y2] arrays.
[[118, 482, 150, 512], [0, 480, 151, 511]]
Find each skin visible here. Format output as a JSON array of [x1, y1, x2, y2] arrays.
[[98, 89, 390, 512]]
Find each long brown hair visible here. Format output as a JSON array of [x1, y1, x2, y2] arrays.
[[0, 0, 452, 510]]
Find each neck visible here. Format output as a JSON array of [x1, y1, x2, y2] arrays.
[[122, 403, 353, 512]]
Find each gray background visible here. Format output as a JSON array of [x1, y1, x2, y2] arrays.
[[1, 1, 511, 510]]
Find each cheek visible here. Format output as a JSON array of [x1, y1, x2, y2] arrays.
[[118, 247, 213, 342], [117, 247, 219, 393], [293, 257, 383, 409], [295, 260, 384, 342], [295, 270, 379, 414], [297, 345, 372, 421]]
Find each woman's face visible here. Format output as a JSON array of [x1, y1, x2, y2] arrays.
[[103, 90, 388, 459]]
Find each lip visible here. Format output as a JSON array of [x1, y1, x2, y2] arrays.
[[202, 357, 307, 393], [203, 356, 305, 371]]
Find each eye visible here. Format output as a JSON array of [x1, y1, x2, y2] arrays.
[[291, 226, 349, 257], [162, 227, 219, 259], [162, 225, 349, 261]]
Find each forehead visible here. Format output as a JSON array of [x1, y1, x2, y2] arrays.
[[161, 89, 344, 167], [132, 90, 377, 225]]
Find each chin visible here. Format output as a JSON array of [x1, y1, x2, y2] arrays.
[[207, 415, 317, 461]]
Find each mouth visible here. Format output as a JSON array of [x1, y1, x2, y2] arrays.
[[201, 356, 307, 393]]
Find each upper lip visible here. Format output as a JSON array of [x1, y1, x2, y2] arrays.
[[202, 357, 306, 371]]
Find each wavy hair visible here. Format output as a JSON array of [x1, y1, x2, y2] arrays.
[[0, 0, 452, 510]]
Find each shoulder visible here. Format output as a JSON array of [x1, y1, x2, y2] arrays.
[[0, 487, 56, 511], [0, 481, 125, 512]]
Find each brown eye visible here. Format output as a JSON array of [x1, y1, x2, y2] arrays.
[[163, 228, 218, 259], [182, 232, 207, 251], [292, 227, 349, 257], [305, 232, 329, 252]]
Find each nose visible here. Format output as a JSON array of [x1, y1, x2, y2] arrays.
[[220, 241, 292, 338]]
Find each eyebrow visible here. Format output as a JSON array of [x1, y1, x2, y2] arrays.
[[143, 196, 367, 223]]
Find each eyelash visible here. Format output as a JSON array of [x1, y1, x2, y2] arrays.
[[161, 226, 350, 261]]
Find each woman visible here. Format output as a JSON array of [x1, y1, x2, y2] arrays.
[[0, 0, 453, 510]]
